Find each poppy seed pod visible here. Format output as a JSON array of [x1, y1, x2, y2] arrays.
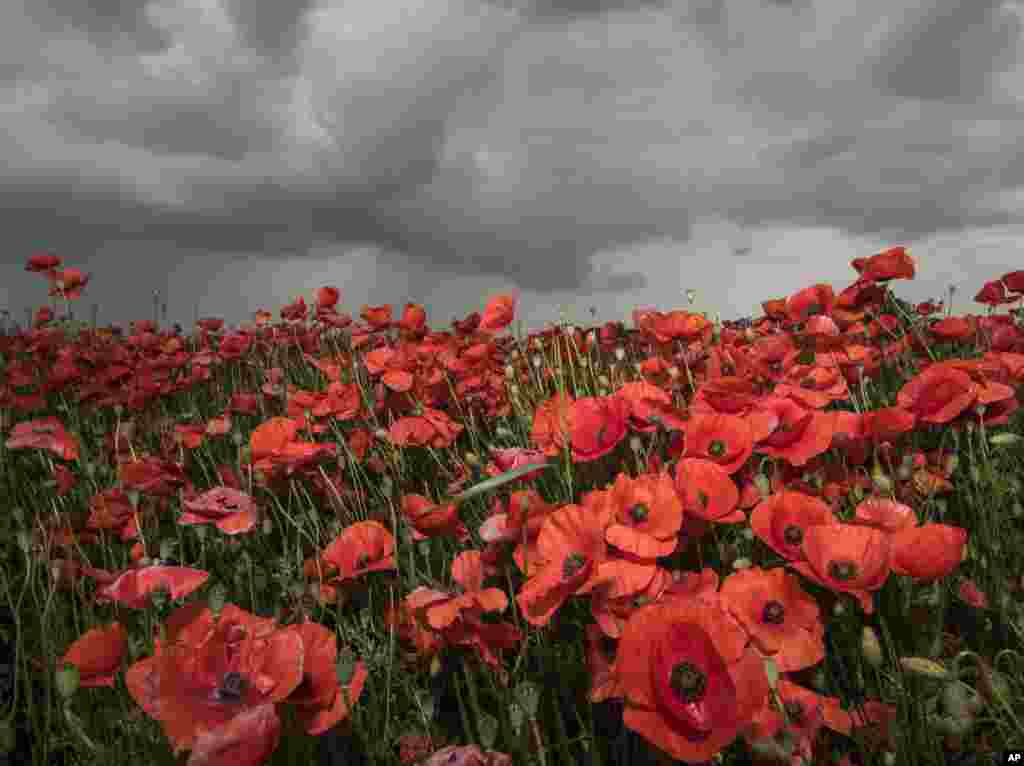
[[861, 626, 884, 668]]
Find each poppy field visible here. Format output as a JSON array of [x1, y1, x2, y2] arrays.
[[2, 248, 1024, 766]]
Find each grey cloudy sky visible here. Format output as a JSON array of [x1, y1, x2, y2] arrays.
[[2, 0, 1023, 332]]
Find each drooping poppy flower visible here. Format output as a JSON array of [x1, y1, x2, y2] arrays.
[[388, 407, 464, 450], [86, 488, 141, 541], [957, 578, 989, 610], [248, 417, 300, 461], [59, 622, 128, 688], [785, 283, 835, 322], [719, 567, 824, 672], [896, 364, 979, 425], [405, 550, 508, 631], [26, 252, 61, 273], [48, 267, 90, 300], [747, 679, 852, 764], [94, 566, 210, 609], [399, 302, 428, 333], [602, 471, 683, 559], [614, 380, 688, 434], [478, 294, 516, 334], [749, 490, 838, 563], [754, 396, 836, 468], [315, 521, 396, 593], [682, 413, 754, 475], [316, 286, 340, 310], [854, 246, 916, 282], [889, 523, 967, 582], [125, 603, 303, 756], [675, 458, 743, 524], [119, 456, 188, 497], [284, 620, 367, 736], [401, 494, 468, 542], [6, 416, 79, 461], [180, 487, 260, 535], [790, 523, 892, 614], [565, 395, 630, 463], [486, 447, 548, 482], [530, 392, 575, 457], [516, 502, 615, 626], [612, 595, 770, 762]]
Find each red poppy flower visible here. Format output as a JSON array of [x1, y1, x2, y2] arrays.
[[316, 286, 340, 310], [530, 393, 575, 457], [786, 284, 835, 321], [180, 488, 260, 535], [854, 246, 916, 282], [675, 458, 743, 524], [589, 564, 673, 639], [896, 364, 978, 425], [750, 490, 838, 563], [479, 294, 516, 334], [603, 471, 683, 559], [26, 252, 62, 272], [125, 603, 303, 758], [889, 523, 967, 582], [314, 521, 396, 598], [95, 566, 210, 609], [401, 494, 468, 542], [59, 622, 128, 688], [6, 416, 79, 461], [48, 267, 90, 299], [719, 567, 824, 672], [565, 395, 630, 463], [86, 488, 141, 541], [613, 597, 770, 762], [852, 496, 916, 533], [516, 502, 615, 626], [614, 381, 688, 434], [754, 397, 836, 468], [682, 413, 754, 475], [790, 524, 892, 614], [406, 550, 508, 630], [284, 620, 367, 735]]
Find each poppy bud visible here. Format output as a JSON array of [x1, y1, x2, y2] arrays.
[[899, 656, 950, 682], [942, 681, 983, 720], [871, 464, 893, 493], [989, 432, 1021, 447], [861, 626, 884, 668], [614, 347, 626, 361], [56, 663, 80, 700]]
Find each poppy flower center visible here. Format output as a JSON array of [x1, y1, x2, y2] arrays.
[[762, 600, 786, 624], [828, 560, 859, 581], [213, 670, 249, 703], [562, 553, 587, 580], [708, 440, 725, 457], [669, 662, 707, 703], [721, 363, 735, 375], [356, 553, 370, 569], [783, 525, 804, 546], [783, 700, 806, 724], [800, 376, 816, 388], [697, 490, 709, 509], [629, 504, 649, 523]]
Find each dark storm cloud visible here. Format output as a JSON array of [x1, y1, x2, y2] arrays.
[[871, 0, 1022, 102], [221, 0, 316, 59], [3, 0, 1024, 330], [21, 0, 171, 55]]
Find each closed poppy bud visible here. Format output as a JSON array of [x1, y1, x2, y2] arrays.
[[989, 431, 1022, 447], [861, 626, 883, 668], [899, 656, 949, 682], [56, 663, 80, 699]]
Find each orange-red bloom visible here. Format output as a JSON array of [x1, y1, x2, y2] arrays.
[[612, 595, 770, 762], [59, 622, 128, 688], [516, 502, 614, 626], [675, 458, 743, 524], [889, 523, 967, 582], [603, 471, 683, 559], [719, 567, 824, 672], [125, 602, 303, 760], [790, 523, 892, 614], [750, 490, 837, 563]]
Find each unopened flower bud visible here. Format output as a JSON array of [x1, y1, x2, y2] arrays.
[[861, 626, 884, 668]]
